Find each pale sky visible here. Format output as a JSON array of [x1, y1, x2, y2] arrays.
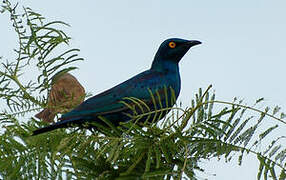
[[1, 0, 286, 179]]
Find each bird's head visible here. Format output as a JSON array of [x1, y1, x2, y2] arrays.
[[152, 38, 201, 70], [156, 38, 201, 62]]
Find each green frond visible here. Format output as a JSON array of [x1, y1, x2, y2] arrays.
[[1, 1, 286, 179], [0, 0, 83, 118]]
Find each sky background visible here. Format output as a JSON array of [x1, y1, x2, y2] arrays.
[[1, 0, 286, 179]]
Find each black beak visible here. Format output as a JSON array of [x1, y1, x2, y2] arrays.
[[187, 40, 202, 47]]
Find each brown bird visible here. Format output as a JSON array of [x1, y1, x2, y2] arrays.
[[35, 73, 85, 123]]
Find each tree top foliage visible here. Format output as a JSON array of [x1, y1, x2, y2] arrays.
[[0, 1, 286, 179]]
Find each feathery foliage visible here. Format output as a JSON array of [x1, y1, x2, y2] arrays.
[[1, 1, 286, 179], [0, 0, 83, 117]]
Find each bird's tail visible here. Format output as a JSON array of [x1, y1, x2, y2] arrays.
[[32, 116, 83, 136]]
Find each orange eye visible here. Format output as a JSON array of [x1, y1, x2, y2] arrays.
[[168, 42, 176, 48]]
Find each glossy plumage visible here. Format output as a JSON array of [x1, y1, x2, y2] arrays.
[[32, 38, 201, 135]]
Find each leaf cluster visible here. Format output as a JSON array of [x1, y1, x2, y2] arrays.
[[0, 1, 286, 180], [0, 0, 83, 116]]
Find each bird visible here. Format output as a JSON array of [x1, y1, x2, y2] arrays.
[[32, 38, 201, 136], [35, 73, 85, 123]]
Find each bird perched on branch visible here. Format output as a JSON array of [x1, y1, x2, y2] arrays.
[[35, 73, 85, 123], [33, 38, 201, 135]]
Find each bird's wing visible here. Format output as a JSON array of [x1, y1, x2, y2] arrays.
[[61, 70, 166, 120], [32, 70, 172, 136]]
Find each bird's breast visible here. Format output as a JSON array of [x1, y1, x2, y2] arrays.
[[164, 70, 181, 97]]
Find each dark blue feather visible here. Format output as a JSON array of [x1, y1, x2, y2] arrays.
[[32, 38, 201, 135]]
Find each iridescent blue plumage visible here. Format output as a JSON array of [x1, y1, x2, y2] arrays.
[[32, 38, 201, 135]]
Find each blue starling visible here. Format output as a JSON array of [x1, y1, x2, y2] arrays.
[[32, 38, 201, 135]]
